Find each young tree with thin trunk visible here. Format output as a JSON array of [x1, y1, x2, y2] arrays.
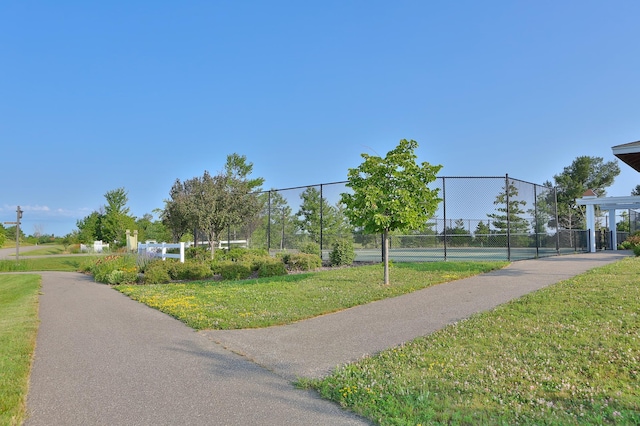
[[341, 139, 442, 284]]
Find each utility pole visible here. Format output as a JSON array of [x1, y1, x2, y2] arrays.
[[4, 206, 23, 261]]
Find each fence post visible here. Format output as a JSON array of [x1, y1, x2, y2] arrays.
[[506, 174, 511, 261], [179, 242, 185, 263], [442, 177, 447, 261], [320, 184, 324, 253], [534, 184, 539, 258], [267, 191, 272, 250], [554, 186, 560, 254]]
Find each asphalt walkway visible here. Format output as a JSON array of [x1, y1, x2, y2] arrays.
[[23, 251, 631, 425]]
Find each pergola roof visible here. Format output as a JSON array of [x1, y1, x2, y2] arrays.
[[612, 140, 640, 172]]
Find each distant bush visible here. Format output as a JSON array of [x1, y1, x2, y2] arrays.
[[299, 242, 321, 257], [218, 261, 253, 280], [186, 246, 209, 262], [286, 253, 322, 271], [168, 261, 212, 281], [88, 255, 137, 284], [329, 239, 355, 266], [143, 261, 171, 284], [257, 257, 288, 278], [106, 268, 138, 285]]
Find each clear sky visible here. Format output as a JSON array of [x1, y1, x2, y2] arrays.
[[2, 1, 639, 237]]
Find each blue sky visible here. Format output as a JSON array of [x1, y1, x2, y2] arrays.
[[2, 1, 639, 237]]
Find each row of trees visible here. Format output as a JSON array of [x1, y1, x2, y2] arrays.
[[71, 147, 625, 258]]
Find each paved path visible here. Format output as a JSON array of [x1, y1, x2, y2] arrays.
[[23, 251, 631, 425]]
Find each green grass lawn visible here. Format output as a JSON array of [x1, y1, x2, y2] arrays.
[[0, 256, 93, 273], [0, 275, 40, 426], [3, 252, 638, 425], [9, 245, 66, 256], [307, 257, 640, 425], [115, 261, 506, 330]]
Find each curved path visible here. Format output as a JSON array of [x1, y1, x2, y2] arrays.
[[23, 251, 630, 425]]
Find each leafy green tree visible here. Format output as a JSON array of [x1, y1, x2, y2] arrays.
[[632, 185, 640, 196], [4, 225, 26, 242], [0, 223, 6, 247], [341, 139, 442, 284], [135, 212, 172, 243], [253, 190, 297, 250], [296, 187, 353, 249], [101, 187, 136, 246], [473, 221, 490, 246], [165, 154, 264, 258], [162, 179, 194, 242], [544, 156, 620, 231], [441, 219, 471, 246], [295, 187, 331, 245], [617, 211, 630, 233], [76, 211, 103, 244]]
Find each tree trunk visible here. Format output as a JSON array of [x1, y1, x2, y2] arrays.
[[383, 229, 390, 285]]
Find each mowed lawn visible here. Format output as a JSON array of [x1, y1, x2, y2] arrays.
[[2, 255, 639, 425], [0, 275, 40, 426], [308, 257, 640, 425], [115, 261, 506, 330]]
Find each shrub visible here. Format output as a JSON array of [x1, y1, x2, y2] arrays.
[[186, 246, 210, 262], [329, 239, 356, 266], [89, 255, 137, 284], [634, 245, 640, 257], [287, 253, 322, 271], [143, 261, 171, 284], [299, 242, 321, 257], [215, 248, 268, 262], [257, 257, 288, 278], [218, 261, 253, 280], [167, 261, 212, 281], [106, 268, 138, 285]]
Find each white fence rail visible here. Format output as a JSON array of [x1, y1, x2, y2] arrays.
[[138, 242, 185, 263]]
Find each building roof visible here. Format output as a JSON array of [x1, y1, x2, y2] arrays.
[[612, 141, 640, 172]]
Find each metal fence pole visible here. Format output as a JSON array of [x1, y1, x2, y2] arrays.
[[442, 177, 447, 261], [320, 184, 324, 253], [554, 186, 560, 254], [267, 191, 272, 250], [506, 174, 511, 261], [533, 184, 540, 258]]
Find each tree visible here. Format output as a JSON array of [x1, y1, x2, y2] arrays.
[[162, 179, 193, 242], [473, 221, 490, 246], [0, 223, 6, 247], [632, 185, 640, 196], [295, 187, 350, 248], [101, 187, 136, 246], [545, 156, 620, 231], [441, 219, 471, 246], [341, 139, 442, 284], [163, 153, 264, 258], [76, 211, 103, 243], [253, 190, 297, 250], [487, 179, 530, 232]]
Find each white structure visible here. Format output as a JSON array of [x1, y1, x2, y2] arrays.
[[138, 241, 185, 263], [575, 141, 640, 253]]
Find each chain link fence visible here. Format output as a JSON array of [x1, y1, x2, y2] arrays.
[[228, 176, 589, 262]]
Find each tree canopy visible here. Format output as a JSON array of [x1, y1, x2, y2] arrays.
[[341, 139, 442, 284], [162, 153, 264, 257], [544, 156, 620, 230]]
